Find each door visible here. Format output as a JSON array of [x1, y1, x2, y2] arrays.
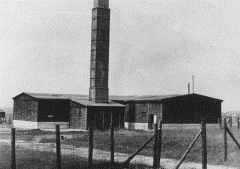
[[70, 108, 81, 128], [148, 114, 154, 129]]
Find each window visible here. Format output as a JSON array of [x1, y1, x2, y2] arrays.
[[27, 110, 33, 118], [48, 115, 53, 118], [77, 110, 82, 120], [141, 112, 147, 120]]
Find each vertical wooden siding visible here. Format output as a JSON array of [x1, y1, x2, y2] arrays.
[[69, 101, 87, 130], [13, 95, 38, 121]]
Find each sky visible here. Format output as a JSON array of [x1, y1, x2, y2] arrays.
[[0, 0, 239, 112]]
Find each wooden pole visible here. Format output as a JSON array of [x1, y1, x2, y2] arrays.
[[110, 121, 114, 169], [153, 123, 158, 169], [218, 117, 222, 130], [88, 122, 93, 169], [119, 113, 121, 129], [56, 125, 61, 169], [157, 121, 162, 168], [229, 116, 232, 127], [102, 112, 105, 129], [125, 134, 155, 164], [11, 128, 16, 169], [226, 127, 240, 150], [201, 118, 207, 169], [238, 117, 239, 129], [224, 118, 227, 162], [175, 129, 202, 169]]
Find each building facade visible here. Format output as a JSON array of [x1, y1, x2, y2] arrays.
[[112, 93, 223, 130], [12, 93, 125, 130]]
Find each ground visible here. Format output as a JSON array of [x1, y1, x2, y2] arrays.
[[0, 124, 240, 169]]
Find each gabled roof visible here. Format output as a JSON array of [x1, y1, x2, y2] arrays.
[[13, 92, 125, 107], [159, 93, 223, 102]]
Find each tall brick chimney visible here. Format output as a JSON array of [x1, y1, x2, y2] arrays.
[[89, 0, 110, 103]]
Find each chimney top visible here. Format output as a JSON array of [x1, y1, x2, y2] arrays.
[[94, 0, 109, 8]]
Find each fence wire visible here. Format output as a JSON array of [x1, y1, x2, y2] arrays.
[[1, 120, 240, 169]]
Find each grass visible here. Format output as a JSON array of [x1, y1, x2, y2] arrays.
[[37, 124, 240, 167], [0, 144, 157, 169], [1, 124, 240, 167]]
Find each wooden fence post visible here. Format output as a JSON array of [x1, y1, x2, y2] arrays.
[[238, 117, 239, 129], [218, 117, 222, 129], [224, 118, 227, 162], [11, 128, 16, 169], [153, 123, 158, 169], [110, 121, 114, 169], [229, 116, 232, 128], [201, 118, 207, 169], [157, 121, 162, 168], [56, 125, 61, 169], [88, 123, 93, 169]]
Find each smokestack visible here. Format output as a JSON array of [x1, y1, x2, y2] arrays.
[[89, 0, 110, 103], [188, 83, 190, 94]]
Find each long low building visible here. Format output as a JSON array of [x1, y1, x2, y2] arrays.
[[13, 92, 125, 130], [12, 92, 223, 130]]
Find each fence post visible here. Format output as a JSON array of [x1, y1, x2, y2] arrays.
[[218, 117, 222, 130], [238, 117, 239, 129], [88, 122, 93, 169], [110, 117, 115, 169], [56, 125, 61, 169], [11, 128, 16, 169], [153, 123, 158, 169], [229, 116, 232, 128], [201, 118, 207, 169], [224, 118, 227, 162], [157, 121, 162, 168]]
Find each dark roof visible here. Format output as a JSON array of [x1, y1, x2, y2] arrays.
[[14, 93, 125, 107], [13, 92, 223, 106], [157, 93, 223, 102], [15, 92, 182, 102], [110, 94, 182, 102]]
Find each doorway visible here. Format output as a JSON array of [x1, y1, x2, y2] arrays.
[[148, 114, 157, 130]]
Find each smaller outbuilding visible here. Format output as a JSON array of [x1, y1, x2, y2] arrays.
[[12, 92, 125, 130]]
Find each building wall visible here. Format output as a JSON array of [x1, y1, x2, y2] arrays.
[[162, 95, 222, 123], [38, 99, 70, 122], [117, 101, 162, 130], [135, 102, 162, 129], [87, 106, 125, 129], [13, 120, 69, 129], [69, 101, 87, 130], [13, 95, 38, 122]]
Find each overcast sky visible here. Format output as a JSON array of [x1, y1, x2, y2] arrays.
[[0, 0, 239, 112]]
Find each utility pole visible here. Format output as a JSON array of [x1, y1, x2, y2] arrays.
[[192, 75, 195, 93]]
